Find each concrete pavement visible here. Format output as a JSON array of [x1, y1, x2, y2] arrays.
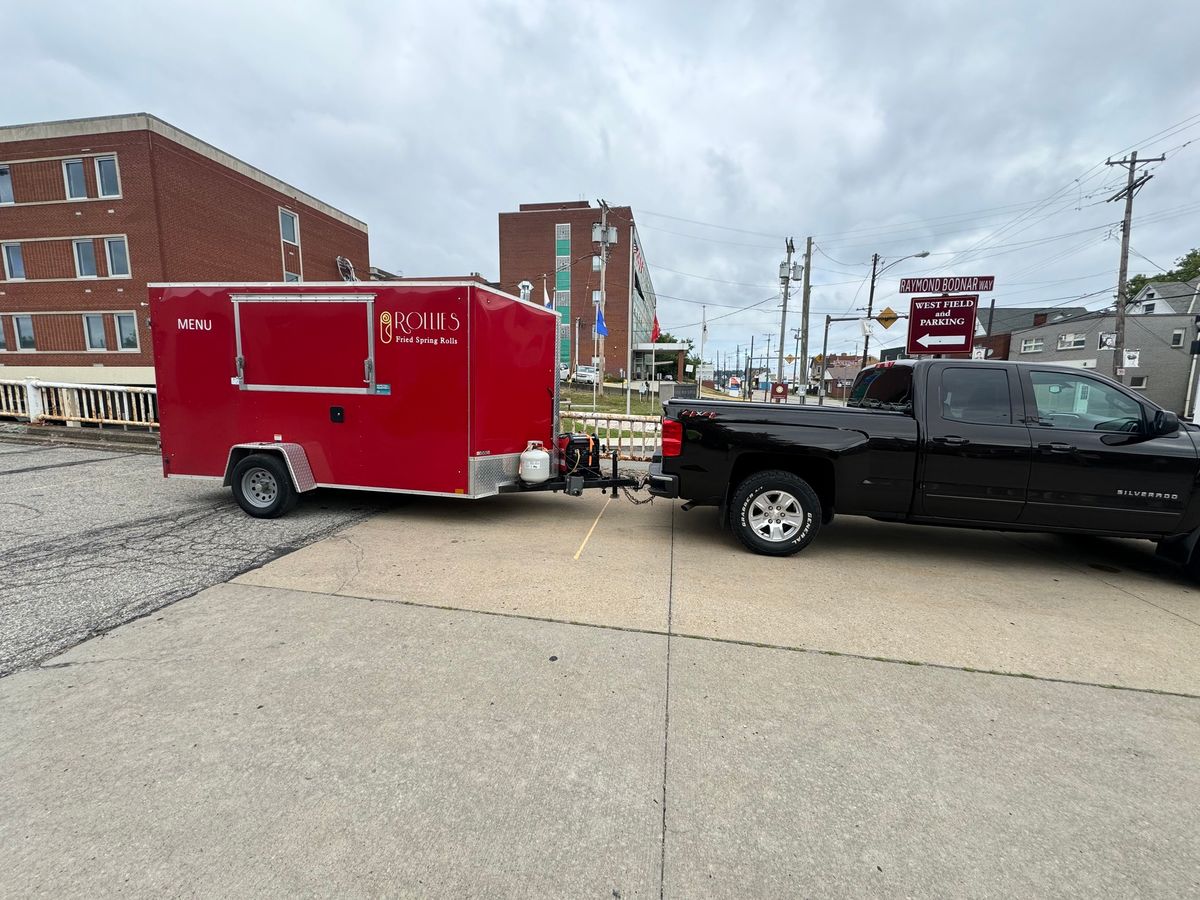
[[3, 471, 1200, 896]]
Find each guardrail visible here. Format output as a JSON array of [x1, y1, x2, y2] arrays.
[[0, 378, 159, 429], [560, 410, 661, 461]]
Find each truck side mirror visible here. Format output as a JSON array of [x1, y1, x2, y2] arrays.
[[1153, 409, 1180, 437]]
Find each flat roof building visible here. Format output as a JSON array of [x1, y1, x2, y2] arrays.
[[0, 113, 369, 384], [498, 201, 658, 380]]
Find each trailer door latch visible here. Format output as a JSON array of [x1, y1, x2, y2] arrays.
[[363, 358, 374, 385]]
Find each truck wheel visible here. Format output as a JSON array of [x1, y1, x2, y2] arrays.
[[231, 453, 298, 519], [729, 470, 821, 557]]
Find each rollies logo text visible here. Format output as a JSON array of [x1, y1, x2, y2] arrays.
[[379, 310, 461, 346]]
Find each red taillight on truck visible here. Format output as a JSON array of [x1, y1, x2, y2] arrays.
[[662, 418, 683, 457]]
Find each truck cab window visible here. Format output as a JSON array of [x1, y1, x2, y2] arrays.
[[1029, 371, 1142, 433], [848, 366, 913, 412], [941, 368, 1011, 424]]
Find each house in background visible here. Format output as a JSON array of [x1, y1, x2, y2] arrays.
[[1127, 279, 1200, 316], [1009, 308, 1198, 413], [0, 113, 369, 385]]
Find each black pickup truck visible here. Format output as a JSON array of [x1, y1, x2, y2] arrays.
[[648, 359, 1200, 576]]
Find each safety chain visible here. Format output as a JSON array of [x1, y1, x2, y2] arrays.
[[618, 470, 655, 505]]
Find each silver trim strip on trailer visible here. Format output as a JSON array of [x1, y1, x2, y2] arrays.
[[315, 483, 475, 499], [231, 294, 376, 394]]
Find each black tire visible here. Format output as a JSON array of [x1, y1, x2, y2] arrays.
[[231, 453, 298, 519], [729, 469, 822, 557]]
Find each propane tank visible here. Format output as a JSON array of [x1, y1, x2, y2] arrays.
[[519, 440, 551, 484]]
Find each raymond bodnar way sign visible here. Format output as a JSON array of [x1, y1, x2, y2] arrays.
[[906, 295, 979, 355]]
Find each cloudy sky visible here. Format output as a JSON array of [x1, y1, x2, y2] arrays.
[[6, 0, 1199, 368]]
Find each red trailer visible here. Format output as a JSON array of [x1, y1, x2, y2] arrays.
[[150, 280, 632, 516]]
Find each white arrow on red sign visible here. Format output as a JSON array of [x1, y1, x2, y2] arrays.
[[915, 334, 967, 348]]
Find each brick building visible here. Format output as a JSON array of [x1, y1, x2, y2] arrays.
[[498, 201, 657, 379], [0, 113, 369, 384]]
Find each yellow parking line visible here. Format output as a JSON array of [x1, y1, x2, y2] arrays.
[[573, 497, 612, 560]]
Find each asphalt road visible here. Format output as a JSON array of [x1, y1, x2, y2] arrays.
[[0, 440, 383, 676]]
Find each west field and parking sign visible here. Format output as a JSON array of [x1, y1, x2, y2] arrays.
[[906, 295, 980, 355]]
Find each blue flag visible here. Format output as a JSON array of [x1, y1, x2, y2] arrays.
[[596, 307, 609, 337]]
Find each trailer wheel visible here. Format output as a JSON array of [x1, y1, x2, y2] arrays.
[[729, 470, 821, 557], [231, 453, 298, 519]]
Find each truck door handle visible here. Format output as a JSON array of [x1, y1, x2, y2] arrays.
[[932, 436, 969, 446], [1038, 442, 1076, 453]]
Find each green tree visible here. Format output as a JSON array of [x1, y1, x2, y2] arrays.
[[1127, 248, 1200, 299], [654, 331, 694, 379]]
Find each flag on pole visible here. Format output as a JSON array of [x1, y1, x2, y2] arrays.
[[651, 314, 661, 342], [543, 282, 552, 309], [596, 307, 609, 337]]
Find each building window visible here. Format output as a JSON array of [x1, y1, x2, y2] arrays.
[[0, 165, 12, 204], [2, 243, 24, 280], [104, 237, 130, 277], [1129, 375, 1148, 389], [13, 315, 35, 350], [63, 159, 87, 199], [84, 314, 107, 351], [1020, 338, 1043, 353], [1142, 302, 1156, 314], [1057, 333, 1086, 350], [284, 271, 300, 282], [114, 313, 138, 350], [95, 156, 120, 198], [0, 323, 5, 350], [280, 208, 299, 245], [74, 240, 98, 278], [1171, 329, 1185, 348]]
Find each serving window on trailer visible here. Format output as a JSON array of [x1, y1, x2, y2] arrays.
[[233, 293, 377, 394]]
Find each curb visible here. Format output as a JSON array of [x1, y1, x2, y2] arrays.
[[0, 423, 160, 455]]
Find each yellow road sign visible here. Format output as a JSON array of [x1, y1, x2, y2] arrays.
[[876, 306, 899, 330], [785, 354, 796, 363]]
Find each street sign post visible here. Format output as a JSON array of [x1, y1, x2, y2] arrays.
[[899, 276, 995, 294], [906, 295, 979, 356]]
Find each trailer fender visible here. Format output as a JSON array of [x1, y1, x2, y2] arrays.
[[223, 443, 317, 493]]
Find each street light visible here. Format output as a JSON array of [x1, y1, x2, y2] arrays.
[[862, 250, 930, 367]]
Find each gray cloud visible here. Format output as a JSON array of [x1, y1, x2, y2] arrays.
[[5, 0, 1198, 361]]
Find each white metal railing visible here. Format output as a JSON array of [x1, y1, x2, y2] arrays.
[[560, 411, 662, 461], [0, 378, 158, 429]]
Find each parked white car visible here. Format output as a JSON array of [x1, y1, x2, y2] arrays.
[[559, 364, 570, 381], [573, 365, 599, 385]]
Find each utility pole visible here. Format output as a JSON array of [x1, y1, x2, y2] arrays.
[[574, 317, 581, 373], [1106, 150, 1164, 383], [745, 335, 754, 400], [791, 326, 801, 387], [763, 333, 773, 401], [862, 252, 880, 368], [699, 305, 707, 383], [777, 237, 798, 382], [800, 236, 812, 398]]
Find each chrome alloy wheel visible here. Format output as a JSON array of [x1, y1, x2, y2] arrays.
[[241, 467, 279, 509], [747, 490, 805, 543]]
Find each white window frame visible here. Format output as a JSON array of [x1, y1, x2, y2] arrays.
[[1129, 375, 1148, 389], [0, 163, 12, 205], [2, 242, 24, 280], [1142, 302, 1156, 314], [283, 270, 300, 282], [73, 239, 98, 278], [83, 314, 108, 351], [1171, 329, 1185, 348], [94, 155, 121, 199], [12, 314, 35, 351], [113, 313, 139, 352], [279, 207, 300, 246], [103, 236, 131, 278], [1020, 337, 1043, 354], [1057, 333, 1087, 350], [62, 158, 87, 200]]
